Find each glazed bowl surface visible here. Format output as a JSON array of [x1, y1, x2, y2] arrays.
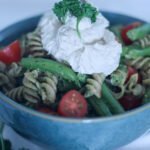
[[0, 12, 149, 150]]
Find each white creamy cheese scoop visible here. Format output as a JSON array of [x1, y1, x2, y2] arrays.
[[38, 11, 122, 75]]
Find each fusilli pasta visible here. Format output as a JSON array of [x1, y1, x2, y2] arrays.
[[0, 61, 6, 72], [127, 57, 150, 86], [23, 70, 58, 106], [0, 61, 16, 92], [134, 34, 150, 48], [106, 65, 127, 99], [142, 68, 150, 86], [125, 74, 145, 96], [21, 28, 48, 58], [0, 72, 16, 93], [6, 86, 24, 102], [85, 73, 105, 98], [38, 72, 58, 105], [7, 63, 23, 78], [128, 57, 150, 71], [111, 85, 126, 100]]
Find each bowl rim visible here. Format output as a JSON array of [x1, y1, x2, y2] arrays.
[[0, 11, 149, 124]]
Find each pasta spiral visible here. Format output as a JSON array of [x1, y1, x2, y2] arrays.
[[6, 86, 24, 102], [0, 61, 16, 93], [128, 57, 150, 86], [23, 70, 58, 105], [125, 74, 145, 96], [111, 85, 126, 100], [106, 65, 127, 99], [21, 28, 48, 57], [134, 34, 150, 48], [7, 63, 23, 78], [38, 72, 58, 105], [85, 73, 105, 98], [110, 65, 127, 86], [0, 72, 16, 93], [0, 61, 6, 72], [23, 70, 41, 104], [142, 68, 150, 86], [128, 57, 150, 71]]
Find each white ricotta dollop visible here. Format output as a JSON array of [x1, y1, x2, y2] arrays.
[[38, 11, 122, 75]]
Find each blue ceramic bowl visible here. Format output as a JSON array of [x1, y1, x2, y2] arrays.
[[0, 12, 150, 150]]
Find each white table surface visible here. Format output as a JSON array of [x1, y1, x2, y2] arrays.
[[0, 0, 150, 149]]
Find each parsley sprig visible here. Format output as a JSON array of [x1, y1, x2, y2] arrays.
[[53, 0, 99, 37]]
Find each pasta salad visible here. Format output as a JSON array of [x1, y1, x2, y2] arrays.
[[0, 0, 149, 118]]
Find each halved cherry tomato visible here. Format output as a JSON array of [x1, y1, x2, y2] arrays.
[[121, 22, 141, 45], [58, 90, 88, 118], [126, 66, 141, 83], [119, 94, 142, 110], [38, 107, 57, 115], [0, 40, 21, 64]]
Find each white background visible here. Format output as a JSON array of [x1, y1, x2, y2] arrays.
[[0, 0, 150, 150]]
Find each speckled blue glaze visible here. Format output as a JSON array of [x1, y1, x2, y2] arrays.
[[0, 12, 150, 150]]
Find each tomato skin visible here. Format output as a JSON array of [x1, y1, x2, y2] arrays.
[[121, 22, 141, 45], [126, 66, 141, 83], [38, 107, 57, 115], [58, 90, 88, 118], [0, 40, 21, 64], [119, 95, 142, 110]]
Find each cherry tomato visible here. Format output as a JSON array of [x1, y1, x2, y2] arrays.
[[119, 94, 142, 110], [0, 40, 21, 64], [58, 90, 88, 118], [126, 66, 141, 83], [121, 22, 141, 45], [38, 107, 57, 115]]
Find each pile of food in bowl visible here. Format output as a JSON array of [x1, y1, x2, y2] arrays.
[[0, 0, 149, 118]]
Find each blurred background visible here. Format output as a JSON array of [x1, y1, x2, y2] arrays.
[[0, 0, 150, 149], [0, 0, 150, 31]]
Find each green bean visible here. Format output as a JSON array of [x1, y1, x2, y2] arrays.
[[127, 23, 150, 41], [77, 73, 88, 84], [88, 96, 112, 116], [126, 47, 150, 59], [101, 83, 125, 114], [21, 58, 80, 87], [121, 45, 137, 57]]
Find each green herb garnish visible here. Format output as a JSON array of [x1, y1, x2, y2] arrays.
[[53, 0, 99, 37]]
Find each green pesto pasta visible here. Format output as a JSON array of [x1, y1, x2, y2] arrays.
[[127, 57, 150, 86], [0, 61, 16, 93], [6, 86, 24, 102], [7, 63, 23, 78], [127, 57, 150, 70], [110, 65, 127, 86], [23, 70, 58, 106], [1, 15, 150, 119], [21, 28, 48, 58], [85, 73, 105, 98], [142, 68, 150, 86], [134, 34, 150, 48], [125, 74, 145, 97]]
